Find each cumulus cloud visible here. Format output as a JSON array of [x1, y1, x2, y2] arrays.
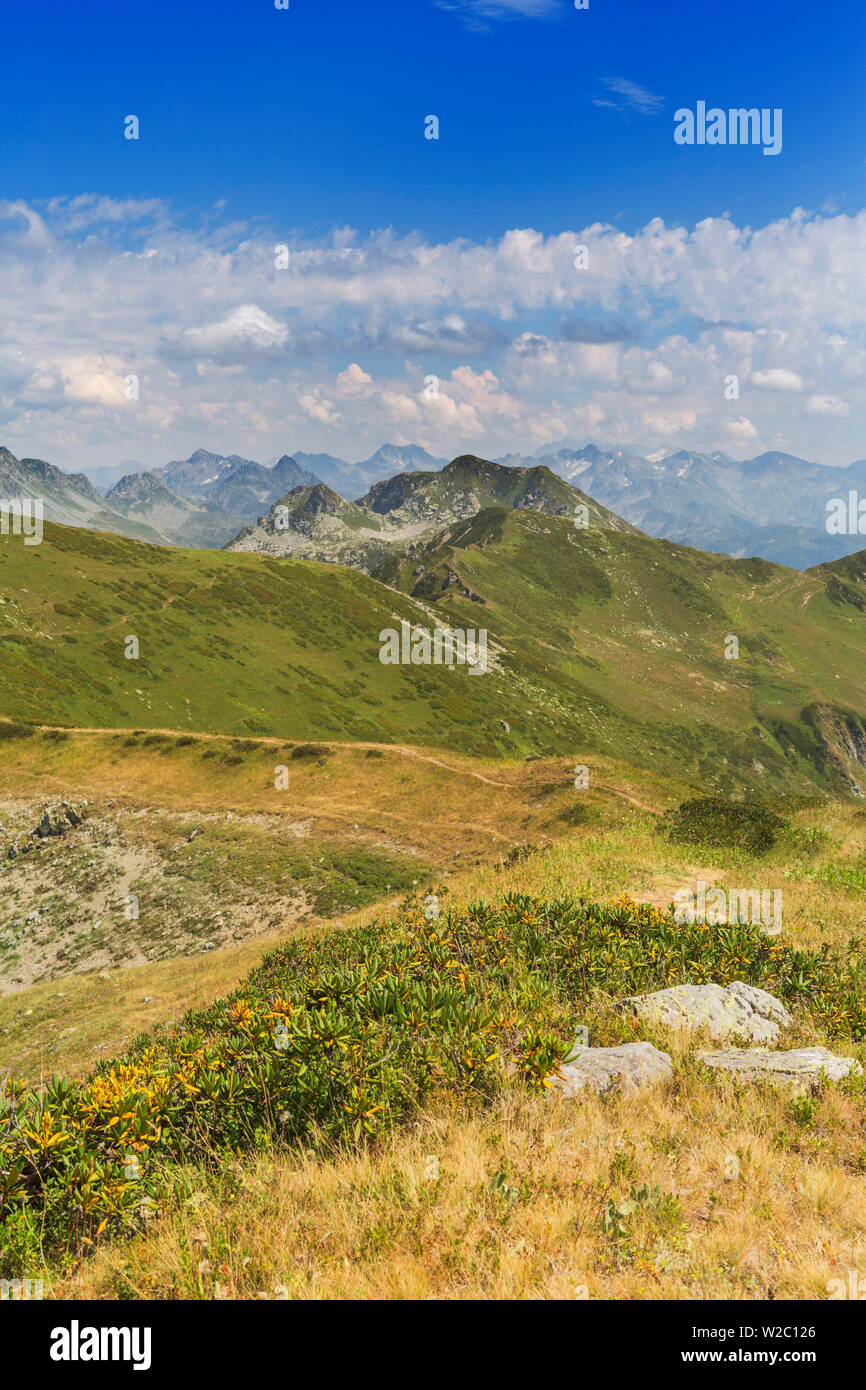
[[182, 305, 289, 357], [725, 416, 760, 441], [0, 196, 865, 469], [335, 363, 373, 397], [752, 368, 804, 392]]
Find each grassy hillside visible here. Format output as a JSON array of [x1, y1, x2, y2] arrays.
[[3, 765, 865, 1299], [0, 727, 626, 1027], [378, 507, 866, 795], [3, 514, 866, 791], [0, 521, 534, 757]]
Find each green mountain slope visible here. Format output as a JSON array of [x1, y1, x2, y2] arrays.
[[1, 513, 865, 792], [0, 520, 565, 755], [376, 507, 866, 794]]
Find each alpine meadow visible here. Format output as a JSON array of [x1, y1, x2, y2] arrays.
[[1, 0, 866, 1353]]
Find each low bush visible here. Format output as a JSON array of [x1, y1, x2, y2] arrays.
[[290, 743, 333, 760], [2, 891, 863, 1271], [662, 796, 787, 854]]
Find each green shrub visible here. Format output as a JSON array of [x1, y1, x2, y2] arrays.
[[557, 803, 594, 827], [290, 743, 333, 760], [2, 890, 863, 1271], [662, 796, 787, 854]]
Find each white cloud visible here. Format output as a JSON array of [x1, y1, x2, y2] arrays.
[[435, 0, 560, 28], [297, 388, 340, 426], [806, 393, 850, 416], [183, 305, 288, 356], [594, 77, 664, 115], [725, 416, 760, 441], [1, 196, 866, 469], [751, 368, 804, 392], [335, 363, 373, 397]]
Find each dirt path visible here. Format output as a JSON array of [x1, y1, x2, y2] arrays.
[[592, 780, 660, 814], [25, 723, 667, 811], [32, 723, 514, 790]]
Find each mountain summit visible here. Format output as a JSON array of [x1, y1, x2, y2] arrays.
[[226, 453, 637, 571]]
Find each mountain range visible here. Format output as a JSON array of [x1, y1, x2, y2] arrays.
[[515, 442, 866, 569], [0, 447, 321, 550], [233, 439, 866, 569], [0, 447, 167, 546], [4, 439, 866, 567]]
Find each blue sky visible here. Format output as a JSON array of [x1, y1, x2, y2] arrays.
[[1, 0, 865, 471], [4, 0, 863, 239]]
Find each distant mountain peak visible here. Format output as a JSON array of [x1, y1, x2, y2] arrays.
[[227, 453, 637, 571], [106, 471, 184, 505]]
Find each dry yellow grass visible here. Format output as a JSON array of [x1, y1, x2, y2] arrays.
[[5, 733, 866, 1301], [55, 1054, 866, 1301]]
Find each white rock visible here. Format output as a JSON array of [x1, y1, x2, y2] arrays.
[[551, 1041, 673, 1097], [621, 981, 792, 1044], [697, 1046, 863, 1086]]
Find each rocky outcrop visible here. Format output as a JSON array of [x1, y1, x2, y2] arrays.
[[7, 800, 89, 858], [551, 1041, 673, 1096], [620, 981, 792, 1044], [803, 703, 866, 798], [697, 1046, 863, 1086], [37, 801, 87, 837]]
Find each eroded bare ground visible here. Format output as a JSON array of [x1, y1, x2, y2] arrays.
[[0, 795, 316, 993], [0, 731, 678, 1001]]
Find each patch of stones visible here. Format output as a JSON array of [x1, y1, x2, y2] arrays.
[[6, 800, 89, 859], [550, 981, 862, 1096]]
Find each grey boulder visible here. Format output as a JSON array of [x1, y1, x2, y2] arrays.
[[620, 981, 792, 1044], [551, 1041, 673, 1097], [697, 1046, 863, 1086]]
